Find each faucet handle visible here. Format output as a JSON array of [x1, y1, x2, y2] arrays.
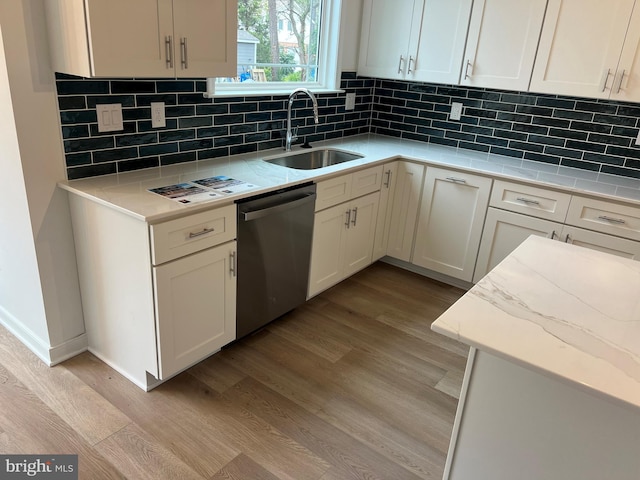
[[291, 126, 299, 141]]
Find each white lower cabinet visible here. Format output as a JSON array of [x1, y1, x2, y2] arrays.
[[386, 161, 426, 261], [412, 167, 492, 282], [308, 191, 380, 297], [153, 241, 236, 379], [68, 195, 237, 391], [475, 194, 640, 283], [474, 208, 561, 282]]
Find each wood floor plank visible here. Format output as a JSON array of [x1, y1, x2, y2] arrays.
[[211, 453, 282, 480], [0, 363, 124, 478], [160, 373, 332, 480], [64, 352, 240, 478], [0, 328, 131, 446], [95, 423, 204, 480], [227, 376, 433, 480]]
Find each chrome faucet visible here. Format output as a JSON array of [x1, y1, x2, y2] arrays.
[[285, 87, 319, 151]]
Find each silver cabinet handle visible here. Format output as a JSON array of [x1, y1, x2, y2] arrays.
[[516, 197, 540, 205], [188, 227, 214, 238], [345, 209, 351, 228], [600, 68, 612, 92], [180, 37, 188, 69], [464, 60, 473, 79], [614, 69, 626, 94], [408, 56, 415, 74], [165, 36, 173, 69], [446, 176, 467, 184], [598, 215, 626, 225], [351, 207, 358, 227], [230, 251, 236, 277], [397, 55, 404, 75], [564, 234, 571, 243], [549, 230, 557, 240], [384, 169, 392, 188]]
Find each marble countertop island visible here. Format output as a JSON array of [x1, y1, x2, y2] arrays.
[[432, 235, 640, 410]]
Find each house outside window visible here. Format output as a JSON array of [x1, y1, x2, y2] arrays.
[[208, 0, 342, 96]]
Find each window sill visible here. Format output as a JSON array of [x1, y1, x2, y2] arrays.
[[204, 79, 345, 98]]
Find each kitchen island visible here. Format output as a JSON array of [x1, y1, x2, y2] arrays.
[[432, 235, 640, 479]]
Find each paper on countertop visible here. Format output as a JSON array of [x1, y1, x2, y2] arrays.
[[148, 176, 260, 204]]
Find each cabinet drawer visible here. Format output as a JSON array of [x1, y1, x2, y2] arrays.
[[315, 174, 353, 211], [566, 196, 640, 241], [315, 166, 384, 212], [351, 165, 383, 199], [151, 204, 237, 265], [490, 180, 571, 222]]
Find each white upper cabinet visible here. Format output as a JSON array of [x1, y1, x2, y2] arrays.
[[530, 0, 637, 99], [358, 0, 472, 84], [45, 0, 237, 78], [460, 0, 548, 90]]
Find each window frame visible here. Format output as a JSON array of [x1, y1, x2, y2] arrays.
[[205, 0, 343, 98]]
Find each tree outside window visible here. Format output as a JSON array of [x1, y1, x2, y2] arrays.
[[231, 0, 323, 83]]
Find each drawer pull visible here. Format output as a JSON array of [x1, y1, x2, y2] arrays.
[[446, 176, 467, 184], [516, 197, 541, 206], [598, 215, 626, 225], [351, 207, 358, 227], [345, 209, 351, 229], [230, 251, 236, 277], [188, 227, 215, 239], [384, 169, 392, 188]]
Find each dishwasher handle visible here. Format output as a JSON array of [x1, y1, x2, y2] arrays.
[[241, 193, 315, 221]]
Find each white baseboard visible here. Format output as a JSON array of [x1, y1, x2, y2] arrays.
[[380, 257, 473, 291], [0, 305, 87, 366]]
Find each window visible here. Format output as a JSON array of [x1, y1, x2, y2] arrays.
[[207, 0, 342, 97]]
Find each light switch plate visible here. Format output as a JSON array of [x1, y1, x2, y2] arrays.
[[450, 102, 463, 121], [345, 93, 356, 111], [151, 102, 166, 128], [635, 129, 640, 146], [96, 104, 123, 132]]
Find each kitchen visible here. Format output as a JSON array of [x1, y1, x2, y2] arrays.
[[2, 0, 640, 478]]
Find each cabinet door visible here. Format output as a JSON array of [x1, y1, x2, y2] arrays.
[[358, 0, 423, 79], [308, 203, 349, 298], [611, 6, 640, 101], [461, 0, 547, 90], [153, 241, 236, 379], [373, 162, 398, 261], [412, 168, 492, 282], [386, 162, 425, 261], [84, 0, 174, 77], [561, 226, 640, 260], [530, 0, 635, 98], [172, 0, 237, 78], [474, 208, 561, 283], [411, 0, 473, 84], [344, 192, 380, 277]]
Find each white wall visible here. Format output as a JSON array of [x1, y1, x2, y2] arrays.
[[0, 0, 85, 364], [340, 0, 363, 71]]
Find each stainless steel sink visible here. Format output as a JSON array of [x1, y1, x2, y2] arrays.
[[264, 148, 363, 170]]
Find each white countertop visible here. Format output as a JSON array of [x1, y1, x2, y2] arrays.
[[59, 134, 640, 223], [432, 235, 640, 411]]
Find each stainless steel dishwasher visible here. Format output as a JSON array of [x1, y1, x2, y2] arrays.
[[236, 182, 316, 340]]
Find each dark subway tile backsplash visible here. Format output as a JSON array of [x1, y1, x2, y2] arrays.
[[56, 73, 640, 180], [56, 72, 372, 178]]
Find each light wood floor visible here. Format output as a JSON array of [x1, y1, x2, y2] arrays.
[[0, 262, 467, 479]]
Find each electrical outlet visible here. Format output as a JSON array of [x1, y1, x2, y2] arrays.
[[151, 102, 166, 128], [450, 102, 463, 121], [636, 129, 640, 146], [345, 93, 356, 111], [96, 104, 123, 132]]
